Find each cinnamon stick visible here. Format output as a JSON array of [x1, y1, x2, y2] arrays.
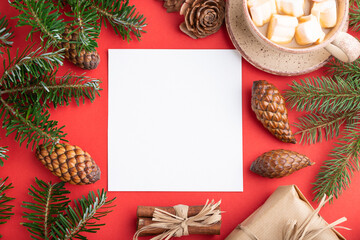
[[137, 205, 220, 218], [136, 217, 221, 236]]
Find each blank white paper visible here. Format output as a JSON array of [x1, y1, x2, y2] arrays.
[[108, 49, 243, 191]]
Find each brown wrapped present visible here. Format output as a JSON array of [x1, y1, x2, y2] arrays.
[[226, 185, 347, 240]]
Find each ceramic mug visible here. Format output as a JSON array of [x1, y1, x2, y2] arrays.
[[242, 0, 360, 62]]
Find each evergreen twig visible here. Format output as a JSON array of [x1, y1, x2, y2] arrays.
[[0, 15, 13, 55], [350, 0, 360, 31], [313, 122, 360, 201], [0, 177, 14, 238], [285, 76, 360, 114], [22, 178, 70, 240], [0, 147, 9, 167]]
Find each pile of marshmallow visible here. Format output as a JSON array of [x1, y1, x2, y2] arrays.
[[247, 0, 337, 45]]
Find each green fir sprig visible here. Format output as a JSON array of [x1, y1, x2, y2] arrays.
[[350, 0, 360, 31], [22, 178, 115, 240], [285, 59, 360, 201], [0, 15, 13, 55], [0, 177, 14, 238]]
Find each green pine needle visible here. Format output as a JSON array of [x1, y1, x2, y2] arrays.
[[285, 76, 360, 114], [313, 122, 360, 202], [22, 178, 70, 240], [327, 58, 360, 81], [350, 0, 360, 31], [294, 111, 357, 144], [50, 189, 116, 240], [65, 0, 100, 53], [0, 177, 15, 238], [11, 0, 66, 48], [1, 46, 64, 86], [0, 147, 9, 167], [0, 14, 14, 55], [91, 0, 147, 41]]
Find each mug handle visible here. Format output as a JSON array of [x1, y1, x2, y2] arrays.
[[324, 32, 360, 63]]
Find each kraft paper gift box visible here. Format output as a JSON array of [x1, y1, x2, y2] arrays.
[[226, 185, 346, 240]]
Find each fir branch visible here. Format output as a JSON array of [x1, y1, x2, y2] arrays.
[[0, 177, 14, 238], [10, 0, 66, 48], [22, 178, 70, 240], [65, 0, 100, 53], [0, 99, 67, 150], [90, 0, 147, 40], [0, 15, 14, 55], [1, 47, 63, 86], [313, 122, 360, 202], [0, 146, 9, 167], [294, 111, 357, 144], [50, 189, 116, 239], [285, 76, 360, 114], [327, 58, 360, 81], [2, 71, 101, 108], [350, 0, 360, 31]]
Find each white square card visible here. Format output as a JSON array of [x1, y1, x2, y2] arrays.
[[108, 49, 243, 191]]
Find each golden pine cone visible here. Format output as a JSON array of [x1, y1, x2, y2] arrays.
[[250, 149, 314, 178], [251, 80, 296, 144], [179, 0, 225, 39], [36, 143, 101, 185], [163, 0, 185, 12], [60, 26, 100, 70]]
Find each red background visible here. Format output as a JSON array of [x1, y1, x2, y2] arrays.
[[1, 0, 360, 239]]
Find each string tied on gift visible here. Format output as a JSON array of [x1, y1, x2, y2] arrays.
[[283, 194, 350, 240], [237, 194, 350, 240], [133, 199, 222, 240]]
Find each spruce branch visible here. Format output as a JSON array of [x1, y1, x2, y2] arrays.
[[10, 0, 66, 48], [350, 0, 360, 31], [0, 177, 14, 238], [285, 76, 360, 114], [22, 178, 70, 240], [327, 58, 360, 81], [0, 147, 9, 167], [0, 99, 67, 150], [0, 14, 14, 55], [1, 47, 63, 86], [91, 0, 147, 40], [294, 111, 357, 144], [65, 0, 100, 53], [313, 122, 360, 202], [50, 190, 115, 239]]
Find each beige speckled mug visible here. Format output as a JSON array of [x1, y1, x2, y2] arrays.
[[242, 0, 360, 62]]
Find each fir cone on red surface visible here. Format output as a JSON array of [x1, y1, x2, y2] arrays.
[[163, 0, 185, 12], [60, 26, 100, 70], [179, 0, 225, 39], [250, 149, 314, 178], [36, 143, 101, 185], [251, 80, 296, 144]]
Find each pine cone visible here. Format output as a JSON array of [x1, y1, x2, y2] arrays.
[[250, 149, 314, 178], [60, 26, 100, 70], [36, 143, 101, 185], [163, 0, 185, 12], [179, 0, 225, 39], [251, 80, 296, 143]]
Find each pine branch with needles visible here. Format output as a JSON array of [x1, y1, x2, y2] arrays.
[[350, 0, 360, 31], [0, 15, 13, 55], [22, 178, 115, 240], [0, 177, 14, 238]]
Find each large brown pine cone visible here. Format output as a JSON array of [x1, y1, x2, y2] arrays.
[[251, 80, 296, 143], [163, 0, 185, 12], [179, 0, 225, 39], [250, 149, 314, 178], [36, 143, 101, 185], [60, 26, 100, 70]]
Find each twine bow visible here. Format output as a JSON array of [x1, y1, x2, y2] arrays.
[[237, 195, 350, 240], [133, 199, 222, 240]]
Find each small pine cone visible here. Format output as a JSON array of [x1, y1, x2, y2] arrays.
[[61, 26, 100, 70], [250, 149, 314, 178], [36, 144, 101, 185], [163, 0, 185, 12], [251, 80, 296, 144], [179, 0, 225, 39]]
